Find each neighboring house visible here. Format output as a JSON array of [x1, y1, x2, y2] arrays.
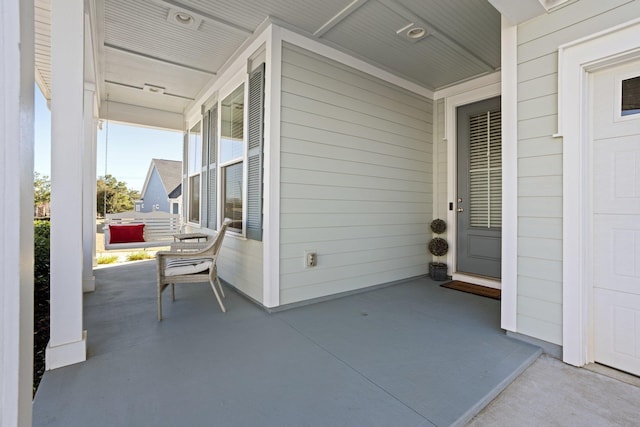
[[34, 202, 50, 218], [3, 1, 640, 423], [135, 159, 182, 215]]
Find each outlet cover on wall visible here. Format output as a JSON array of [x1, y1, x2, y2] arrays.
[[305, 251, 317, 268]]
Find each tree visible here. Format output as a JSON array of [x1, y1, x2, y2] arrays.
[[97, 174, 141, 216], [34, 172, 51, 206]]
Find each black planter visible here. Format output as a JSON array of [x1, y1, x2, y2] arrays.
[[429, 262, 448, 281]]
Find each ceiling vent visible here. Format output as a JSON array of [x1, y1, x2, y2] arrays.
[[396, 23, 428, 43], [142, 83, 166, 95], [167, 8, 202, 30]]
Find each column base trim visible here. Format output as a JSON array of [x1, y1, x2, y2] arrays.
[[83, 276, 95, 293], [46, 330, 87, 370]]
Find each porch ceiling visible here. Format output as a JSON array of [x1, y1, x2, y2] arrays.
[[34, 0, 501, 128]]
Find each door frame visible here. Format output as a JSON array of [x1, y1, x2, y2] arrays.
[[559, 17, 640, 367], [444, 82, 501, 289]]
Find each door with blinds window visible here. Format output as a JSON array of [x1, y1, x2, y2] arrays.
[[456, 97, 501, 279]]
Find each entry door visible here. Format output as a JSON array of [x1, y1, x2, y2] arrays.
[[592, 59, 640, 376], [456, 97, 501, 279]]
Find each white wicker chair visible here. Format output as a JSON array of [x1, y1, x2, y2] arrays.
[[156, 219, 232, 320]]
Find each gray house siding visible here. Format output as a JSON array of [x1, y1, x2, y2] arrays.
[[140, 168, 170, 213], [516, 0, 640, 344], [279, 44, 433, 305]]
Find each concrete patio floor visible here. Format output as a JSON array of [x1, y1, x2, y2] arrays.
[[32, 261, 544, 426], [468, 354, 640, 426]]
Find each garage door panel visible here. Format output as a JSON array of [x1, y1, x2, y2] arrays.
[[593, 119, 640, 140], [594, 288, 640, 374], [593, 138, 640, 214], [594, 216, 640, 294]]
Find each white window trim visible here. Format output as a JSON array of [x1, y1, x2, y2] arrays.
[[558, 17, 640, 367], [615, 71, 640, 122], [187, 174, 201, 226], [217, 74, 249, 237], [187, 121, 203, 227]]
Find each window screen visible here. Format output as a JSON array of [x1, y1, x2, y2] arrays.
[[222, 162, 243, 232], [469, 110, 501, 228]]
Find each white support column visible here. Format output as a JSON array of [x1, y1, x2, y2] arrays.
[[82, 83, 97, 293], [500, 15, 518, 332], [1, 0, 35, 424], [47, 0, 87, 369], [263, 24, 282, 308]]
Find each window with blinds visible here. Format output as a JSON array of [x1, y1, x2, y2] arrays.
[[468, 110, 501, 228]]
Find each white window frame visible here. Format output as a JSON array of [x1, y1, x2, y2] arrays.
[[187, 120, 202, 226], [217, 72, 248, 236], [615, 71, 640, 122]]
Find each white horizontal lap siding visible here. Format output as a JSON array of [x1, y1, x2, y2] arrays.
[[515, 0, 640, 345], [217, 237, 263, 302], [280, 44, 432, 304]]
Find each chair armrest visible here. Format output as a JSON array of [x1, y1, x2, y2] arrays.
[[157, 240, 212, 259], [168, 241, 209, 252], [173, 232, 209, 242]]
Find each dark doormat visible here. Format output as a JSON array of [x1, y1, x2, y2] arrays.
[[440, 280, 501, 300]]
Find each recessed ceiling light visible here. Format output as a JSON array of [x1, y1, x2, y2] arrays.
[[174, 12, 194, 25], [143, 84, 166, 95], [396, 22, 429, 43], [407, 27, 426, 39], [166, 8, 202, 30]]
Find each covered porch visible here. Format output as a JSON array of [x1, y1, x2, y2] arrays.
[[33, 262, 540, 426]]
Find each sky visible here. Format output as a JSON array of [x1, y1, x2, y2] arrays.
[[34, 87, 182, 192]]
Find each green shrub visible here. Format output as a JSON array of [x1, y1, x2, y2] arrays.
[[97, 255, 119, 264], [127, 251, 154, 261], [33, 219, 50, 395], [34, 220, 50, 287]]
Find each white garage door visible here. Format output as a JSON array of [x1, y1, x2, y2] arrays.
[[592, 59, 640, 376]]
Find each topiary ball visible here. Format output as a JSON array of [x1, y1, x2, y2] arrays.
[[430, 218, 446, 234], [428, 237, 449, 256]]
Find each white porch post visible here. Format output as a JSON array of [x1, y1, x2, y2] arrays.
[[83, 83, 97, 293], [47, 0, 87, 369], [0, 0, 34, 424], [500, 15, 518, 332]]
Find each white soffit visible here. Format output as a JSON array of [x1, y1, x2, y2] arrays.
[[34, 0, 52, 98], [487, 0, 547, 25]]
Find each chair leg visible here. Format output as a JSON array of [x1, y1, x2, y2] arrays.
[[171, 283, 175, 301], [158, 283, 163, 321], [215, 276, 225, 298], [208, 279, 226, 313]]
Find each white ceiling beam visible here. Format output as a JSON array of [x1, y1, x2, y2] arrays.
[[313, 0, 370, 37], [104, 43, 216, 76], [100, 100, 184, 131], [104, 80, 195, 101]]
